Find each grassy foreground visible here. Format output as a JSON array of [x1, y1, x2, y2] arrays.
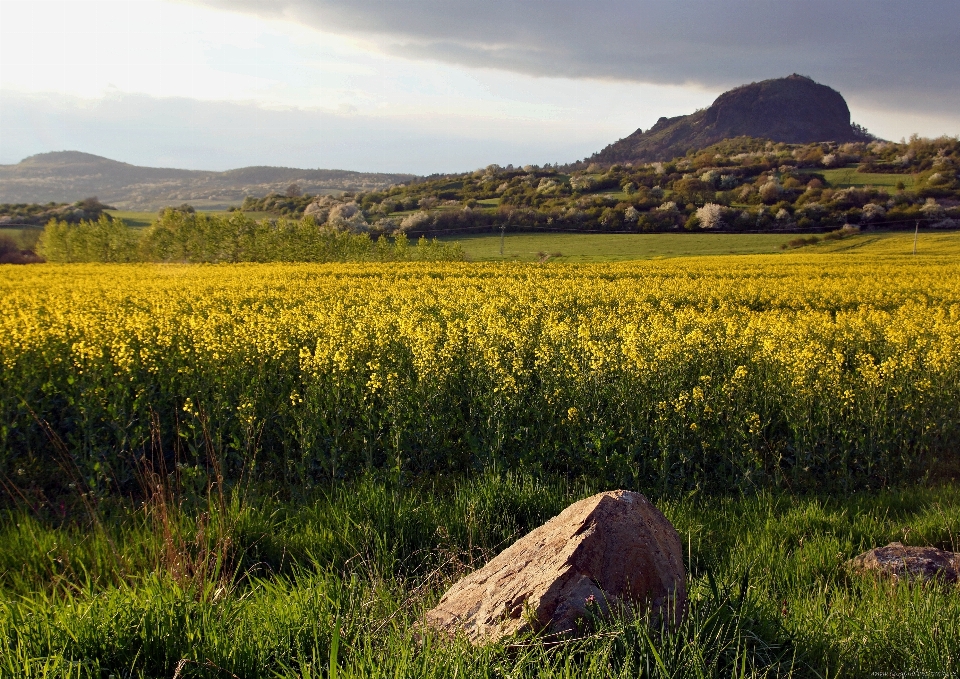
[[4, 249, 960, 676], [3, 474, 959, 678]]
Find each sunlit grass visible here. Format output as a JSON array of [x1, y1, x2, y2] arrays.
[[443, 230, 960, 261], [2, 475, 959, 677], [444, 232, 794, 261], [821, 167, 915, 191], [816, 230, 960, 256]]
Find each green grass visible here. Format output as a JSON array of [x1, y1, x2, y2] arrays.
[[821, 167, 915, 191], [0, 226, 41, 250], [444, 230, 960, 262], [446, 233, 805, 261], [0, 227, 27, 240], [3, 474, 959, 677], [105, 210, 157, 228], [237, 211, 275, 221], [800, 230, 960, 256]]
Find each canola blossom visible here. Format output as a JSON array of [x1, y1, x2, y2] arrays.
[[1, 255, 958, 495]]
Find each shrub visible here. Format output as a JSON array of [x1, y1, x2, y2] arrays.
[[695, 203, 726, 229], [399, 211, 434, 232], [37, 215, 138, 263], [920, 198, 946, 221], [861, 203, 887, 222], [0, 234, 43, 264]]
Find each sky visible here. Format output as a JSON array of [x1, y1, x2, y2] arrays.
[[1, 0, 959, 174]]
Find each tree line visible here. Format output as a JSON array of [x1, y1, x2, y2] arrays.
[[36, 209, 465, 263], [250, 135, 960, 235]]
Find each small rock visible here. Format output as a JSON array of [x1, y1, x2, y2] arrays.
[[848, 542, 960, 583], [424, 490, 686, 644]]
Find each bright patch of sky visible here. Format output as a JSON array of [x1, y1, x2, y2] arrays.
[[0, 0, 717, 170], [0, 0, 956, 172]]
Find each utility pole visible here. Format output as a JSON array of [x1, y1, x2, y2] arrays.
[[500, 226, 505, 257], [913, 220, 919, 255]]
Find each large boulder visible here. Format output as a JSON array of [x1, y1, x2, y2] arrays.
[[848, 542, 960, 583], [424, 490, 685, 644]]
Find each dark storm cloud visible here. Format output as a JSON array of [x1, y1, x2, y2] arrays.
[[191, 0, 960, 116]]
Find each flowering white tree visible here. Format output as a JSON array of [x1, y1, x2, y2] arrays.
[[328, 202, 370, 232], [797, 202, 824, 218], [373, 217, 401, 232], [861, 203, 886, 221], [570, 176, 596, 191], [699, 170, 720, 186], [328, 202, 358, 220], [399, 211, 433, 231], [304, 202, 330, 223], [759, 179, 782, 202], [920, 198, 946, 220], [537, 178, 558, 193], [624, 206, 640, 223], [343, 213, 371, 232], [695, 203, 725, 229]]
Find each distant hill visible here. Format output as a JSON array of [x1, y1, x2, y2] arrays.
[[589, 75, 871, 165], [0, 151, 416, 210]]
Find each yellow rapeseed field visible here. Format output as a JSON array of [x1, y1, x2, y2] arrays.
[[2, 254, 958, 493]]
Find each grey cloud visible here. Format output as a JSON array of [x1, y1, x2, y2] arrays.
[[189, 0, 960, 118]]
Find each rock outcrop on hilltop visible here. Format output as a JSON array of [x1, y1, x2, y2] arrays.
[[590, 75, 870, 164]]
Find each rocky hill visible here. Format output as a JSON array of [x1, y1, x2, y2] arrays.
[[589, 75, 871, 165], [0, 151, 416, 210]]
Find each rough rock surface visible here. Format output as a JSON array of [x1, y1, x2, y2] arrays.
[[848, 542, 960, 582], [590, 74, 868, 164], [424, 490, 685, 644]]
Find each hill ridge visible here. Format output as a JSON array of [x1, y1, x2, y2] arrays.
[[0, 151, 416, 210]]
